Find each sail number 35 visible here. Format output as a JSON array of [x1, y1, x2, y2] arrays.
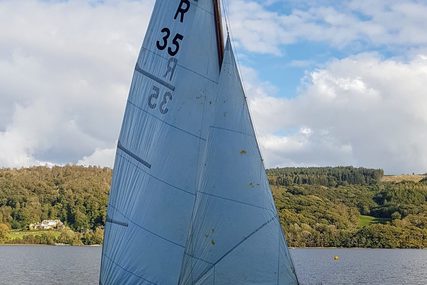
[[148, 86, 172, 114], [149, 1, 190, 114], [155, 0, 189, 56], [156, 28, 184, 57]]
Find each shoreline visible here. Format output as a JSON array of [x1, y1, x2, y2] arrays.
[[1, 243, 424, 249], [0, 243, 102, 247], [291, 247, 427, 250]]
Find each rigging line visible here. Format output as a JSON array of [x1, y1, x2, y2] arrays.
[[192, 216, 277, 284], [102, 253, 157, 285], [222, 0, 230, 35]]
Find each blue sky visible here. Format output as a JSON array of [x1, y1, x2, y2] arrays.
[[1, 0, 427, 174], [229, 0, 420, 98]]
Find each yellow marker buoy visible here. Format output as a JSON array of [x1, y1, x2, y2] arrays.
[[333, 256, 340, 261]]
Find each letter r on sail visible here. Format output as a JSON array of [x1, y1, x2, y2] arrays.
[[174, 0, 191, 23], [164, 58, 178, 81]]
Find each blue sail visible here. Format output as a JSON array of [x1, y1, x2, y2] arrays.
[[99, 1, 222, 284], [178, 38, 299, 285], [100, 1, 299, 284]]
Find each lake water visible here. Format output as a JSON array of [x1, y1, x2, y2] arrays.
[[292, 248, 427, 285], [0, 246, 426, 284]]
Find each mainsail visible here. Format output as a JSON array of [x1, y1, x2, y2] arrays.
[[100, 0, 299, 284]]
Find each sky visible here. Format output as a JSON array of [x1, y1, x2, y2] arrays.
[[1, 0, 427, 174]]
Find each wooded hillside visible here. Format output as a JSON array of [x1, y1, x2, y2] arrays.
[[0, 166, 425, 248]]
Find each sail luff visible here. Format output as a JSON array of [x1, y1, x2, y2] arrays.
[[228, 39, 301, 284]]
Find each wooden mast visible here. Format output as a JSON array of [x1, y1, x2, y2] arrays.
[[213, 0, 225, 67]]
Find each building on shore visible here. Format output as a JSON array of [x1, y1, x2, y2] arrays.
[[29, 219, 64, 230]]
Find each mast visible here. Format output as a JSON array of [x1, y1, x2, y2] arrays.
[[213, 0, 225, 67]]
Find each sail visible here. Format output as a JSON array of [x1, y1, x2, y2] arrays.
[[178, 39, 299, 285], [99, 1, 223, 284]]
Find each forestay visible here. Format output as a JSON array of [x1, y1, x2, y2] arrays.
[[178, 39, 299, 285], [99, 1, 221, 284]]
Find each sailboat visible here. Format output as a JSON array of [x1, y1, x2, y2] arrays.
[[100, 0, 299, 284]]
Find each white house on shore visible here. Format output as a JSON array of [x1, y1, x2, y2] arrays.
[[29, 219, 64, 230]]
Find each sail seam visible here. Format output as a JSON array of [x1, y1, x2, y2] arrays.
[[102, 253, 157, 285], [209, 125, 253, 137], [128, 100, 207, 142], [135, 64, 175, 91], [183, 252, 214, 265], [192, 1, 215, 16], [139, 47, 218, 84], [119, 153, 195, 197], [106, 216, 129, 227], [117, 142, 151, 169], [198, 191, 275, 214], [192, 216, 277, 284], [108, 203, 186, 248]]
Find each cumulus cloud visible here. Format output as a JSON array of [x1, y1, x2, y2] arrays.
[[1, 0, 426, 174], [0, 0, 154, 167], [78, 147, 116, 168], [246, 54, 427, 174], [227, 0, 427, 55]]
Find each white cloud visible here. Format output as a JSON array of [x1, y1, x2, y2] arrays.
[[77, 147, 116, 168], [227, 0, 427, 55], [1, 0, 426, 175], [246, 54, 427, 174], [0, 0, 154, 167]]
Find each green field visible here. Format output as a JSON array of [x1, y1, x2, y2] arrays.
[[358, 215, 390, 227], [381, 174, 426, 183], [8, 230, 61, 240]]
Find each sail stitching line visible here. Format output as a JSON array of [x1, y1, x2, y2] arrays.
[[139, 46, 218, 84], [119, 153, 195, 196], [209, 125, 253, 137], [191, 1, 215, 16], [198, 191, 275, 214], [106, 216, 129, 227], [128, 100, 207, 142], [108, 203, 186, 248], [117, 141, 151, 169], [192, 216, 277, 284], [183, 252, 214, 265], [135, 64, 175, 91], [102, 253, 157, 285]]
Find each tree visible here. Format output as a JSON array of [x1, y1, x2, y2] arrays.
[[0, 223, 10, 242], [391, 211, 402, 220]]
